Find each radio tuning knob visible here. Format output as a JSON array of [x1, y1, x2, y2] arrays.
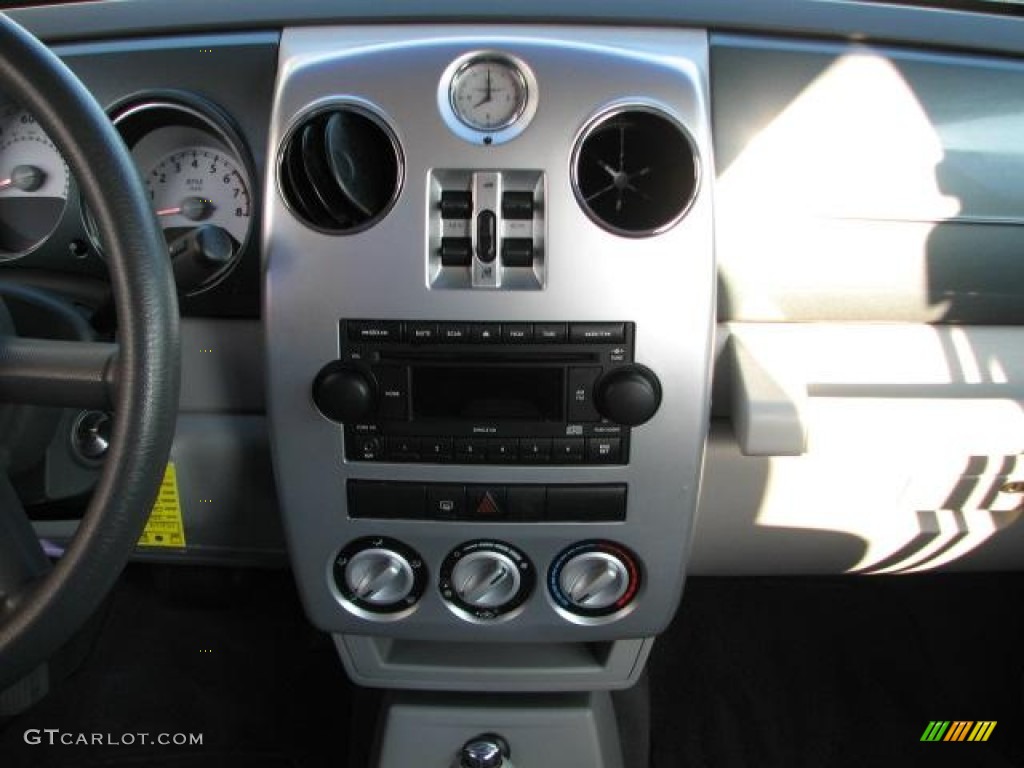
[[312, 361, 378, 423], [594, 364, 662, 426]]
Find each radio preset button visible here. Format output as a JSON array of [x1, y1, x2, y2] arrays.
[[386, 436, 421, 461], [488, 439, 519, 463], [520, 438, 552, 463], [552, 438, 585, 463], [455, 438, 488, 463], [470, 323, 501, 343], [534, 323, 567, 343], [569, 323, 626, 344], [503, 323, 533, 343], [423, 437, 453, 462], [347, 320, 403, 343], [586, 437, 622, 464]]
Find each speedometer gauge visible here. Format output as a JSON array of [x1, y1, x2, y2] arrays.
[[0, 103, 70, 260], [147, 146, 251, 248]]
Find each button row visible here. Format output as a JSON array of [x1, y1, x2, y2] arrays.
[[439, 237, 534, 268], [349, 435, 623, 464], [439, 190, 534, 221], [346, 320, 626, 345], [348, 481, 626, 522]]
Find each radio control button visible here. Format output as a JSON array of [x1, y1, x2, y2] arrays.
[[408, 322, 439, 343], [455, 438, 488, 463], [428, 485, 466, 520], [519, 438, 552, 463], [423, 437, 453, 462], [569, 323, 626, 344], [534, 323, 567, 343], [376, 366, 408, 421], [350, 435, 383, 461], [386, 436, 421, 461], [467, 486, 508, 520], [470, 323, 501, 343], [488, 439, 519, 463], [347, 320, 403, 343], [552, 438, 585, 463], [503, 323, 533, 343], [476, 210, 497, 264], [586, 437, 622, 464], [567, 367, 602, 423], [439, 323, 470, 343]]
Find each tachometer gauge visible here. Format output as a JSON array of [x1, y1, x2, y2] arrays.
[[147, 146, 251, 248], [0, 103, 70, 260]]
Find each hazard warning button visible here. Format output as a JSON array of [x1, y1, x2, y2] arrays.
[[466, 486, 508, 521]]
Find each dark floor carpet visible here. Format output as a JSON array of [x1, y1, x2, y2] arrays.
[[649, 573, 1024, 768], [2, 567, 1023, 767], [0, 565, 361, 768]]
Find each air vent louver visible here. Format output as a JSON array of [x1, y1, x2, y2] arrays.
[[572, 108, 699, 237], [279, 106, 402, 233]]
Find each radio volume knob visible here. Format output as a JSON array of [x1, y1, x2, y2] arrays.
[[594, 365, 662, 426], [312, 361, 378, 423]]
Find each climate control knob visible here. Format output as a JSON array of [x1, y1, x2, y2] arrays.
[[333, 537, 426, 616], [312, 361, 377, 423], [549, 541, 641, 619], [440, 541, 534, 621], [594, 365, 662, 426]]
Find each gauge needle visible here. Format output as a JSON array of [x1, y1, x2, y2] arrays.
[[473, 68, 494, 108], [0, 164, 46, 192], [156, 196, 213, 222]]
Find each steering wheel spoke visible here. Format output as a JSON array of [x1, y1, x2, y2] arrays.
[[0, 335, 117, 410], [0, 473, 50, 618]]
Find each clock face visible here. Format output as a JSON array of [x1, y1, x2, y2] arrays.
[[449, 57, 528, 132]]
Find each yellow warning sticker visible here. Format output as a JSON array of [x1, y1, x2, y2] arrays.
[[138, 463, 187, 548]]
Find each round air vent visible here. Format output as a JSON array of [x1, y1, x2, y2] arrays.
[[278, 104, 402, 234], [572, 107, 699, 237]]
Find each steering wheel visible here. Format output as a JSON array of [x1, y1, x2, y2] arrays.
[[0, 14, 179, 689]]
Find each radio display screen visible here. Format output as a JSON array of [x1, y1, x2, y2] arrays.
[[412, 366, 565, 422]]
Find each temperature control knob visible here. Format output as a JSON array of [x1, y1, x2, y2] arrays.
[[333, 537, 426, 616], [312, 361, 377, 423], [549, 541, 641, 619], [440, 541, 534, 621], [594, 365, 662, 427]]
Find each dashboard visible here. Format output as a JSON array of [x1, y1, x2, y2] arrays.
[[4, 0, 1024, 706]]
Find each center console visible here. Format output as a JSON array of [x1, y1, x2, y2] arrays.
[[265, 25, 714, 767]]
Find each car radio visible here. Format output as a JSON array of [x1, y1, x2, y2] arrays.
[[311, 319, 663, 466]]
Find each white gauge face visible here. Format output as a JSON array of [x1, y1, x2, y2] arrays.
[[146, 146, 252, 246], [449, 58, 528, 132], [0, 104, 70, 260]]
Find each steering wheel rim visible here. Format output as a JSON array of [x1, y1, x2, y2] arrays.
[[0, 13, 179, 688]]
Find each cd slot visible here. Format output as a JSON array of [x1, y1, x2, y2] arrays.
[[377, 350, 599, 365]]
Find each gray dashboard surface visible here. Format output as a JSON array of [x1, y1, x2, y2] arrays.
[[712, 34, 1024, 324], [8, 0, 1024, 57]]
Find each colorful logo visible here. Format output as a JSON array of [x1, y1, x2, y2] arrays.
[[921, 721, 996, 742]]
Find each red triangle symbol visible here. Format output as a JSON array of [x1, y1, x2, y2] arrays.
[[476, 492, 501, 517]]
